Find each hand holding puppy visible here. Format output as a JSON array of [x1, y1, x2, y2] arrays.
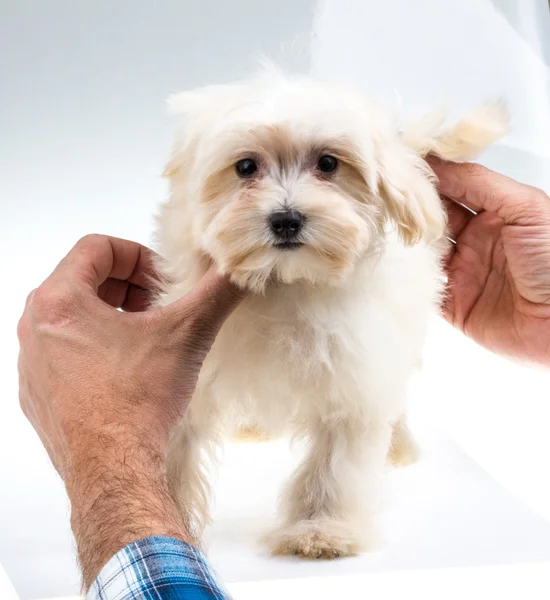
[[430, 158, 550, 368], [17, 234, 245, 587]]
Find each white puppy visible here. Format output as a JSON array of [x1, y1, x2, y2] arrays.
[[153, 71, 507, 558]]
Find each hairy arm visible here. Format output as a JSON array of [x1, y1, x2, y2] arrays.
[[17, 235, 245, 589], [69, 433, 190, 587]]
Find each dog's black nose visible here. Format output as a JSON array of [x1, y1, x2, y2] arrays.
[[269, 210, 305, 240]]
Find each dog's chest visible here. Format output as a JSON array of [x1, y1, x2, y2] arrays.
[[198, 288, 348, 414], [188, 244, 440, 425], [215, 293, 333, 378]]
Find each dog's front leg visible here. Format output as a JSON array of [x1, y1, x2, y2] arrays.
[[265, 415, 392, 558]]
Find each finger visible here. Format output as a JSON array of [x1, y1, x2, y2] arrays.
[[428, 157, 549, 225], [25, 289, 36, 308], [97, 278, 152, 312], [157, 265, 246, 336], [48, 235, 160, 295], [443, 196, 475, 242]]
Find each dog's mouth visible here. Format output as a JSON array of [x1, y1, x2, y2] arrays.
[[274, 241, 303, 251]]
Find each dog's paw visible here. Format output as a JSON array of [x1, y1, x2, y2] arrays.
[[264, 519, 369, 559]]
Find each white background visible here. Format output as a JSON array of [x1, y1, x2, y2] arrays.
[[1, 1, 550, 599]]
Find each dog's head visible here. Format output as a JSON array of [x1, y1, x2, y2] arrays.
[[162, 73, 445, 291]]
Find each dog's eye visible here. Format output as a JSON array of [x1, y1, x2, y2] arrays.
[[235, 158, 258, 178], [317, 155, 339, 174]]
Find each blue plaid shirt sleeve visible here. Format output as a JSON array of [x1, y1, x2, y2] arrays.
[[86, 536, 231, 600]]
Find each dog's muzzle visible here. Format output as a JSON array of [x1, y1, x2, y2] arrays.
[[269, 210, 305, 250]]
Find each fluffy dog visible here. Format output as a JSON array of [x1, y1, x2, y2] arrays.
[[153, 71, 506, 558]]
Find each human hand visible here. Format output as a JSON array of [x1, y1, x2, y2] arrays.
[[429, 159, 550, 367], [17, 234, 245, 587]]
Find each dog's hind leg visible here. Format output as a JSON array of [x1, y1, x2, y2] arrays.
[[387, 414, 420, 467], [232, 424, 271, 443]]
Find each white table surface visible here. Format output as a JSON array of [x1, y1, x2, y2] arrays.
[[4, 418, 550, 600], [205, 429, 550, 584], [17, 564, 550, 600]]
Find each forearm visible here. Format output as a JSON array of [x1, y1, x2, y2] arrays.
[[67, 432, 191, 589], [17, 237, 244, 593]]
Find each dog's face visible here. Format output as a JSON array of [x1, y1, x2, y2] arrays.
[[164, 76, 445, 291]]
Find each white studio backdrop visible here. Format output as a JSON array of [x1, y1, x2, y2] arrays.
[[1, 1, 550, 598], [313, 0, 550, 160]]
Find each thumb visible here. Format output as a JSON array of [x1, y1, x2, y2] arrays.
[[155, 265, 247, 342]]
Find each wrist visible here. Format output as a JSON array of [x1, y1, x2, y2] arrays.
[[66, 434, 191, 589]]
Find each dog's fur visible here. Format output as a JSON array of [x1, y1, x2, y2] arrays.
[[153, 71, 507, 558]]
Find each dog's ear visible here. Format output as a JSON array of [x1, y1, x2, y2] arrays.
[[401, 101, 509, 161], [381, 101, 507, 244], [162, 137, 198, 179], [376, 144, 446, 246], [162, 91, 204, 179], [167, 83, 249, 117], [163, 84, 249, 179], [167, 87, 217, 116]]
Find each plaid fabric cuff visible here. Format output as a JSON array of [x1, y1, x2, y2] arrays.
[[87, 536, 230, 600]]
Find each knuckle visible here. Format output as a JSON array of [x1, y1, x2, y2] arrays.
[[24, 289, 36, 307], [513, 187, 550, 218], [74, 234, 108, 259], [16, 314, 28, 341], [31, 287, 50, 313], [77, 233, 104, 248], [533, 189, 550, 205], [32, 286, 54, 312], [32, 284, 76, 320]]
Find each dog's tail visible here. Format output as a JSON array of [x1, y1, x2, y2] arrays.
[[402, 101, 509, 162]]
